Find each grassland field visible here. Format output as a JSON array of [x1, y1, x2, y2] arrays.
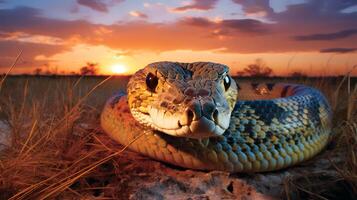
[[0, 75, 355, 199]]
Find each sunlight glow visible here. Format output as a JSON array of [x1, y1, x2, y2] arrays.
[[111, 64, 127, 74]]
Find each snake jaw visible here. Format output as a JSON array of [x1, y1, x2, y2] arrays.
[[132, 106, 230, 138], [188, 117, 227, 138]]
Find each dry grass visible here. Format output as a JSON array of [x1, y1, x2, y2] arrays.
[[0, 74, 356, 199], [282, 71, 357, 200], [0, 76, 131, 199], [282, 120, 357, 200]]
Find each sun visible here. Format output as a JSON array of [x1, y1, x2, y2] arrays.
[[111, 64, 127, 74]]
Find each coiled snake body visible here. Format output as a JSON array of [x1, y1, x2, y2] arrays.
[[101, 62, 332, 172]]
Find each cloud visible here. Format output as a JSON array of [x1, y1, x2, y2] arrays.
[[180, 17, 269, 34], [320, 47, 357, 53], [232, 0, 273, 15], [269, 0, 357, 30], [76, 0, 126, 13], [0, 7, 95, 39], [1, 3, 357, 70], [115, 50, 133, 57], [0, 32, 64, 45], [129, 11, 148, 19], [0, 32, 7, 38], [0, 40, 68, 69], [173, 0, 218, 12], [264, 0, 357, 52], [179, 17, 214, 27], [77, 0, 109, 12], [221, 19, 268, 33], [294, 29, 357, 41]]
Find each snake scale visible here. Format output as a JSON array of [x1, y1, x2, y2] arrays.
[[101, 62, 332, 172]]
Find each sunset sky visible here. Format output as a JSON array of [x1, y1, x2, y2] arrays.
[[0, 0, 357, 76]]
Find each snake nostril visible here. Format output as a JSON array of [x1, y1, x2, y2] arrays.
[[186, 109, 194, 124], [212, 109, 219, 122]]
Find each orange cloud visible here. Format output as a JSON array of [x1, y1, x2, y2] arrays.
[[129, 11, 148, 19], [0, 32, 64, 45], [1, 3, 357, 76], [1, 6, 356, 54], [172, 0, 218, 12]]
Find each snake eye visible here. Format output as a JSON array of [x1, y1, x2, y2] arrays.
[[223, 76, 231, 91], [146, 73, 158, 92]]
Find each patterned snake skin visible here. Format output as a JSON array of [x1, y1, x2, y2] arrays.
[[101, 62, 332, 172]]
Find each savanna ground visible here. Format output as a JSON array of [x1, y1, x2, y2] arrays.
[[0, 75, 356, 200]]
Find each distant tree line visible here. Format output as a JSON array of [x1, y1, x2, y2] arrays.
[[32, 59, 308, 77], [33, 62, 99, 76], [236, 59, 273, 77], [79, 62, 99, 75], [236, 58, 308, 77]]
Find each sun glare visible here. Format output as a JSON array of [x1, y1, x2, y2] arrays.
[[111, 64, 127, 74]]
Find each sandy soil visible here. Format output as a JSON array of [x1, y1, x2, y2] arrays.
[[76, 131, 348, 200]]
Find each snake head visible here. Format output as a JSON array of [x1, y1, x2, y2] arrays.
[[127, 62, 238, 138]]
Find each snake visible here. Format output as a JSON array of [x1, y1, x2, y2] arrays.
[[101, 62, 332, 172]]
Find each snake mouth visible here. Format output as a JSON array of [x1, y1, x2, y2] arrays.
[[156, 116, 227, 138], [131, 108, 228, 138], [182, 116, 226, 138]]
